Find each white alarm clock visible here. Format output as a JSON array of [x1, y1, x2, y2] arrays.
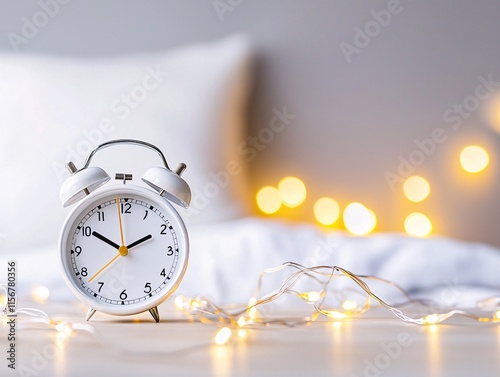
[[58, 139, 191, 322]]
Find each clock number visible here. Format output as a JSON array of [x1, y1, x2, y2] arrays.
[[143, 210, 148, 220], [144, 283, 152, 294], [121, 203, 131, 214], [97, 282, 104, 293], [74, 246, 82, 257], [160, 268, 166, 277], [97, 211, 105, 221], [120, 289, 128, 300], [167, 246, 173, 256], [81, 267, 88, 277], [160, 224, 167, 235], [82, 226, 92, 237]]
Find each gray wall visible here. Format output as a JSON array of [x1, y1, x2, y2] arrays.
[[2, 0, 500, 247]]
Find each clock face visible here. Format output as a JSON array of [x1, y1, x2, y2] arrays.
[[59, 185, 189, 316]]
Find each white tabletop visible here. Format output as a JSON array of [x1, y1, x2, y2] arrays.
[[3, 302, 499, 377]]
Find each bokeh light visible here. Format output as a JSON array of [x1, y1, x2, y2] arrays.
[[256, 186, 282, 214], [313, 197, 340, 226], [460, 145, 489, 173], [214, 327, 232, 345], [404, 212, 432, 237], [277, 177, 307, 208], [483, 95, 500, 133], [403, 176, 430, 203], [342, 300, 358, 311], [31, 285, 50, 303], [343, 202, 377, 236]]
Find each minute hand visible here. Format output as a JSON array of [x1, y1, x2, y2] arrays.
[[127, 234, 152, 250], [92, 231, 120, 250]]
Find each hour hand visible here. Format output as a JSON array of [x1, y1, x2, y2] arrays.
[[92, 231, 120, 250], [127, 234, 152, 250]]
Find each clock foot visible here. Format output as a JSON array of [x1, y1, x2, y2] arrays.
[[85, 307, 97, 321], [149, 307, 160, 323]]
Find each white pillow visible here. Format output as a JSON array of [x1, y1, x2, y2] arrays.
[[0, 35, 253, 250]]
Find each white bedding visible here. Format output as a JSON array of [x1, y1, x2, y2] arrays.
[[8, 217, 500, 311]]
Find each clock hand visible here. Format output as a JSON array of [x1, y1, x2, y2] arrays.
[[88, 254, 121, 282], [116, 196, 126, 247], [87, 234, 153, 283], [88, 200, 152, 284], [88, 200, 130, 283], [127, 234, 152, 250], [92, 231, 120, 250]]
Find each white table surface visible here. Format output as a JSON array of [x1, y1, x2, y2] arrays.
[[2, 302, 499, 377]]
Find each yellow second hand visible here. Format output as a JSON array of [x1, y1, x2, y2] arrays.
[[88, 254, 120, 282], [116, 195, 126, 247], [87, 196, 129, 283]]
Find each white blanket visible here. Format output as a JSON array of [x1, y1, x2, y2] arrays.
[[7, 217, 500, 309]]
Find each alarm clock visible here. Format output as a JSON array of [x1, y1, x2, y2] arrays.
[[58, 139, 191, 323]]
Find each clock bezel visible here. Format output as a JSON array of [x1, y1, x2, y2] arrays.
[[58, 184, 189, 316]]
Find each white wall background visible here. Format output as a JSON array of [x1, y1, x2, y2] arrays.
[[1, 0, 500, 247]]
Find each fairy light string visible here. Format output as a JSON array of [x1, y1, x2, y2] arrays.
[[1, 262, 500, 348]]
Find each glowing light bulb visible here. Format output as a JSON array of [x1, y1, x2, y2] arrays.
[[323, 310, 347, 320], [342, 300, 358, 311], [403, 176, 430, 202], [31, 285, 50, 303], [405, 212, 432, 237], [299, 291, 322, 303], [277, 177, 307, 208], [237, 329, 248, 339], [256, 186, 282, 214], [343, 202, 376, 236], [0, 294, 5, 308], [214, 327, 232, 345], [248, 297, 258, 319], [313, 197, 340, 226], [174, 295, 186, 310], [460, 145, 489, 173], [494, 310, 500, 321], [422, 313, 450, 325], [55, 322, 73, 336], [237, 317, 246, 327]]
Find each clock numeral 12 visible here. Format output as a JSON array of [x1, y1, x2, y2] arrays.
[[121, 203, 131, 214]]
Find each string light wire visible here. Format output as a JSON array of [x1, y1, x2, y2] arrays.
[[2, 263, 500, 351]]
